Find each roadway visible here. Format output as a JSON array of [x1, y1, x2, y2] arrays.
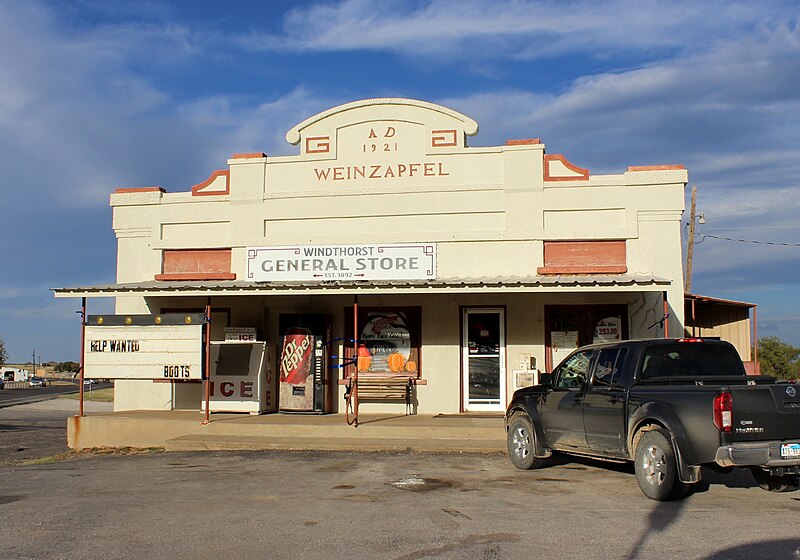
[[0, 380, 111, 409]]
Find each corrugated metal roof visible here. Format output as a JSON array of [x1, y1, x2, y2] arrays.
[[685, 292, 756, 308], [53, 275, 671, 298]]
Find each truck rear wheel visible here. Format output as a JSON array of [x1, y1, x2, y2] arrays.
[[750, 468, 800, 492], [634, 429, 686, 501], [507, 411, 548, 470]]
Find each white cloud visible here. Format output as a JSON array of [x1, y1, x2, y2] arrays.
[[241, 0, 795, 59]]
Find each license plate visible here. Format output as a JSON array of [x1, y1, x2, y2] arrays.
[[780, 443, 800, 459]]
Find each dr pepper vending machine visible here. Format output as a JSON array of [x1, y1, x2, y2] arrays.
[[278, 314, 332, 413]]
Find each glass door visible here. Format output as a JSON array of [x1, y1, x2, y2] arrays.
[[462, 308, 506, 412]]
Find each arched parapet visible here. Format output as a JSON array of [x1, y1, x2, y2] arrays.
[[285, 98, 479, 159]]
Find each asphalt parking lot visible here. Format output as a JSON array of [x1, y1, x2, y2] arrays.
[[1, 406, 800, 560]]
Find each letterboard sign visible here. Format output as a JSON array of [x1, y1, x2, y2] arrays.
[[84, 314, 205, 380]]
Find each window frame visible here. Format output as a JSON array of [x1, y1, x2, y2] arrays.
[[343, 306, 422, 379], [591, 347, 629, 389], [553, 349, 595, 390]]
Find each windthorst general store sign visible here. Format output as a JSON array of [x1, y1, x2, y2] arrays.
[[247, 243, 436, 282]]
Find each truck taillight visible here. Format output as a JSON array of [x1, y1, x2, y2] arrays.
[[713, 392, 733, 432]]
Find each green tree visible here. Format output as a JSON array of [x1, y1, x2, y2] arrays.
[[757, 336, 800, 380], [56, 361, 81, 374], [0, 336, 6, 364]]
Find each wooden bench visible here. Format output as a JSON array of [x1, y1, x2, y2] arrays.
[[354, 376, 413, 414]]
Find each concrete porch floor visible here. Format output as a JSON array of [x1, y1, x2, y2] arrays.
[[67, 411, 508, 453]]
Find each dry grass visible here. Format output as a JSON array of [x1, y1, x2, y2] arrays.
[[59, 388, 114, 402]]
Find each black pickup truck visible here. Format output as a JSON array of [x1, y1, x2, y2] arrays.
[[505, 338, 800, 500]]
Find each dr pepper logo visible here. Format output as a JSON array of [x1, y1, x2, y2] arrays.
[[280, 329, 313, 385]]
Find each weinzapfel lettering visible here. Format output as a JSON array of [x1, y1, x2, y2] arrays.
[[314, 162, 448, 182]]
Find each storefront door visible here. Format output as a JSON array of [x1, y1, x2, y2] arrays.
[[462, 308, 506, 412]]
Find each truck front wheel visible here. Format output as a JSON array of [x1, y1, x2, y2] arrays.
[[634, 429, 686, 501], [507, 411, 549, 470]]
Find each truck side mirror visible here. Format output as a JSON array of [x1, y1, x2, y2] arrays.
[[538, 373, 553, 386]]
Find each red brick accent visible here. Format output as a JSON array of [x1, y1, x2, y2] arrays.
[[544, 154, 590, 181], [155, 273, 237, 281], [231, 152, 267, 159], [537, 240, 627, 275], [627, 165, 685, 171], [158, 249, 234, 281], [114, 187, 166, 194], [191, 170, 230, 197], [505, 138, 542, 146]]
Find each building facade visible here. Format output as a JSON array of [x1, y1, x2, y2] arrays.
[[56, 98, 688, 415]]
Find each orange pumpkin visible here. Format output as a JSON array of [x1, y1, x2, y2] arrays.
[[405, 361, 417, 372], [387, 352, 406, 373], [357, 355, 372, 372]]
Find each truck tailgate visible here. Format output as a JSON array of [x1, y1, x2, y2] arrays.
[[730, 383, 800, 441]]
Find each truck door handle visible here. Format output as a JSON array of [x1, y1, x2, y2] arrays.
[[608, 395, 622, 404]]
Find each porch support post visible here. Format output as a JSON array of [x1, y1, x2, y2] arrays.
[[202, 299, 212, 425], [663, 291, 669, 338], [79, 297, 86, 417], [753, 305, 758, 371], [353, 294, 359, 426]]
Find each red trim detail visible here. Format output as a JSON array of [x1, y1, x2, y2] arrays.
[[114, 187, 165, 194], [544, 154, 590, 181], [431, 129, 457, 147], [539, 240, 626, 275], [305, 136, 331, 154], [505, 138, 541, 146], [231, 152, 266, 159], [191, 170, 230, 197], [537, 266, 628, 275], [154, 273, 237, 281], [627, 165, 685, 171], [161, 248, 233, 278]]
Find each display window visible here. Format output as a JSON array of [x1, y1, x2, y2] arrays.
[[344, 307, 421, 378], [545, 305, 628, 372]]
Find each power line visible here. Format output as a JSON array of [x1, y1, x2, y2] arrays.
[[701, 234, 800, 247]]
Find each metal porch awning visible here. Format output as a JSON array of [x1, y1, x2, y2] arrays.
[[53, 275, 671, 298]]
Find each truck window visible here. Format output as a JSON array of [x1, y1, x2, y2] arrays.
[[593, 348, 628, 388], [641, 343, 744, 378], [555, 350, 594, 389]]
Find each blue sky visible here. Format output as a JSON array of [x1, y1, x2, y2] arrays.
[[1, 0, 799, 363]]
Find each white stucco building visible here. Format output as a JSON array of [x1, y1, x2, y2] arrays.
[[56, 98, 688, 416]]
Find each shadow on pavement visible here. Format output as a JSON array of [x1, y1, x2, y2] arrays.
[[702, 539, 800, 559]]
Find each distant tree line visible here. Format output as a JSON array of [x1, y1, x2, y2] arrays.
[[55, 361, 81, 374], [757, 336, 800, 380]]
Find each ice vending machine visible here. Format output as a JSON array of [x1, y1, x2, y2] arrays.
[[202, 341, 277, 414], [278, 314, 332, 413]]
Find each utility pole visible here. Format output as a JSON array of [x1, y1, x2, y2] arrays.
[[685, 185, 697, 293]]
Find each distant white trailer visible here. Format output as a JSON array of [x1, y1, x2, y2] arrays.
[[1, 368, 30, 382]]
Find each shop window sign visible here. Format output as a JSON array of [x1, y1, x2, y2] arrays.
[[349, 308, 421, 376]]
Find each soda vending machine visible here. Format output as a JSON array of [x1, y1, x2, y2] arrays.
[[278, 314, 332, 413]]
